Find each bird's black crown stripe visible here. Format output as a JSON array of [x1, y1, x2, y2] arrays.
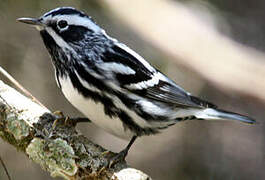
[[44, 7, 86, 18], [44, 7, 97, 24]]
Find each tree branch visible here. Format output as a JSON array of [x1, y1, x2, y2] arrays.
[[0, 80, 151, 180]]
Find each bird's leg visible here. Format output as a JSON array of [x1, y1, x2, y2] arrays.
[[70, 117, 91, 123], [108, 136, 137, 167], [63, 117, 91, 127]]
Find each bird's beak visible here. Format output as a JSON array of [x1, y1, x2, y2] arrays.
[[17, 17, 44, 30], [17, 17, 42, 25]]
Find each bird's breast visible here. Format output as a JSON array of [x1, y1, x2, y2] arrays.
[[58, 75, 135, 140]]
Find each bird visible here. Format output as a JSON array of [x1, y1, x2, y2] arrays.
[[17, 7, 255, 164]]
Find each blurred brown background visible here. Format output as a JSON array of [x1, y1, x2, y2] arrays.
[[0, 0, 264, 179]]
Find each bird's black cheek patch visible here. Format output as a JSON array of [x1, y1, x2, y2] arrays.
[[59, 25, 90, 43]]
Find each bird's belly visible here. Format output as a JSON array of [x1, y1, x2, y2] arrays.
[[59, 76, 134, 140]]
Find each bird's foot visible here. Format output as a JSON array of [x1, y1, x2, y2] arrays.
[[101, 150, 111, 157], [52, 111, 67, 129], [107, 149, 128, 168], [105, 136, 137, 167], [52, 111, 91, 128], [52, 111, 76, 128], [52, 117, 70, 129], [53, 110, 65, 118]]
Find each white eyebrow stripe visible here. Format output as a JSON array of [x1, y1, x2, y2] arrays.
[[49, 14, 101, 33]]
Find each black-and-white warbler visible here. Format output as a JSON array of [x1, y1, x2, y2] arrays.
[[18, 7, 255, 162]]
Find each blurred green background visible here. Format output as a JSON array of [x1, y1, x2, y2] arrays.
[[0, 0, 264, 179]]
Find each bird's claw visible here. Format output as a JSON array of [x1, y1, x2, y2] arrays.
[[53, 110, 65, 118], [52, 110, 71, 129], [101, 150, 111, 157], [107, 149, 128, 168], [52, 117, 66, 129]]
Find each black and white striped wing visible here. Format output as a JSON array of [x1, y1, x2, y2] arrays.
[[100, 43, 212, 109]]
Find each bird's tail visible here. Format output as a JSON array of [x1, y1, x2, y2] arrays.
[[195, 108, 256, 124]]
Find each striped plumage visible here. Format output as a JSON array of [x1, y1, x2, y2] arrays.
[[18, 7, 255, 157]]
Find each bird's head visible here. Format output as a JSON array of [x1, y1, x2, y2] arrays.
[[17, 7, 102, 43], [17, 7, 109, 69]]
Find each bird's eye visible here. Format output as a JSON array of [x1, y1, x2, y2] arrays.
[[57, 20, 68, 30]]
